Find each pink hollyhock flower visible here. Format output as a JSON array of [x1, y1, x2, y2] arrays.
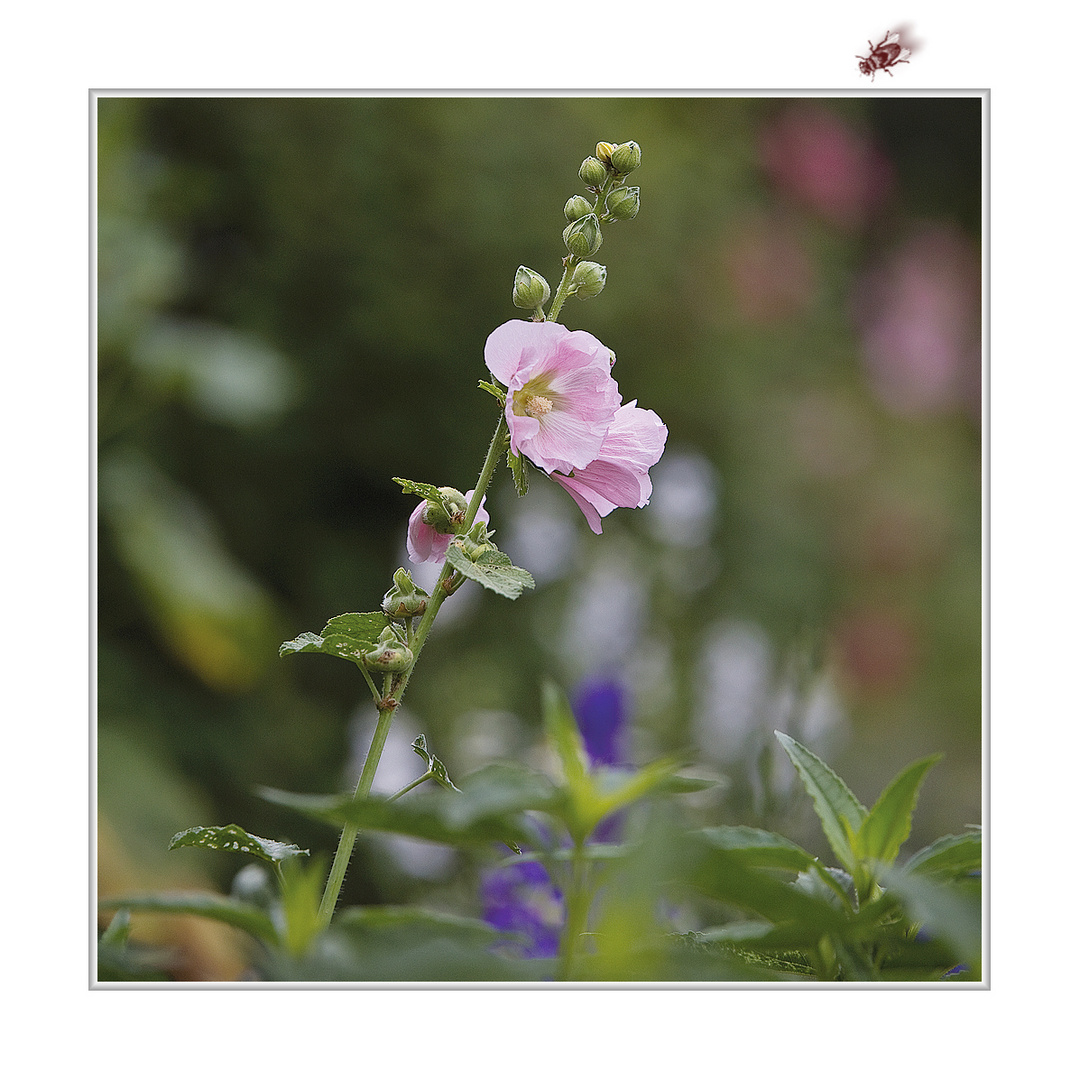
[[485, 319, 621, 475], [551, 402, 668, 534], [407, 490, 489, 565]]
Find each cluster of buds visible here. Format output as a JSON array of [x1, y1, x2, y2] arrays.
[[512, 140, 641, 317]]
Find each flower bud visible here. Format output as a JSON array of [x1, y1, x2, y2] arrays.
[[569, 260, 607, 299], [605, 185, 639, 220], [381, 567, 429, 620], [609, 141, 641, 174], [578, 156, 608, 188], [562, 213, 602, 257], [594, 142, 616, 165], [563, 194, 593, 223], [363, 625, 413, 673], [436, 486, 470, 528], [512, 265, 550, 310]]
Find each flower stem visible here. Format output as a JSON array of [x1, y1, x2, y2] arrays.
[[555, 839, 591, 980], [316, 411, 510, 928]]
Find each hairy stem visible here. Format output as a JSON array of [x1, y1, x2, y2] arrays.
[[316, 411, 510, 927]]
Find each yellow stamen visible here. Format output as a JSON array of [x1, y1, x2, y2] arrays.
[[522, 393, 553, 419]]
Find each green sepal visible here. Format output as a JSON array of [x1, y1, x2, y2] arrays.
[[280, 611, 392, 667], [169, 823, 309, 864], [775, 731, 866, 875], [508, 445, 530, 497], [854, 754, 942, 867], [479, 380, 507, 406], [412, 734, 461, 792], [444, 541, 535, 599]]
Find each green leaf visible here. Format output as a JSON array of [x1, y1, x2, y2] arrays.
[[508, 446, 530, 497], [97, 891, 279, 944], [411, 733, 461, 792], [904, 830, 982, 878], [478, 379, 507, 406], [99, 908, 132, 948], [855, 754, 942, 867], [444, 541, 535, 599], [542, 681, 589, 790], [775, 731, 866, 873], [259, 763, 556, 850], [879, 866, 982, 975], [265, 906, 546, 982], [697, 826, 817, 874], [169, 823, 309, 864], [279, 611, 391, 664], [392, 477, 444, 502], [590, 758, 688, 821]]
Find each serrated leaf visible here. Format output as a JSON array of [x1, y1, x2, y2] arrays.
[[392, 477, 443, 502], [444, 541, 535, 599], [411, 734, 461, 792], [170, 823, 309, 864], [904, 831, 982, 878], [855, 754, 942, 867], [775, 731, 866, 874], [478, 379, 507, 406], [508, 446, 530, 497], [259, 763, 556, 850], [280, 611, 391, 665], [97, 891, 279, 944]]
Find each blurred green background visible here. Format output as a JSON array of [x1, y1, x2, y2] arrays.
[[96, 95, 982, 977]]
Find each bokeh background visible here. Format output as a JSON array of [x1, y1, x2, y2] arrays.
[[96, 94, 982, 978]]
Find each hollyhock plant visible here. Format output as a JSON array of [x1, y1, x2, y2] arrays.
[[406, 489, 489, 565], [551, 401, 668, 534], [484, 319, 621, 475]]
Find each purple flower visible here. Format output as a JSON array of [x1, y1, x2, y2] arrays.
[[573, 676, 628, 767], [484, 319, 622, 475], [550, 402, 668, 534], [480, 677, 631, 954], [406, 489, 489, 566], [481, 859, 564, 960]]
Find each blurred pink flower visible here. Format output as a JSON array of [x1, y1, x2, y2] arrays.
[[551, 402, 669, 534], [406, 489, 489, 565], [853, 224, 981, 417], [725, 213, 815, 322], [759, 103, 893, 229], [485, 319, 621, 474]]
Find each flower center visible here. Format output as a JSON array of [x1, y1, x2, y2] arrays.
[[521, 393, 553, 419]]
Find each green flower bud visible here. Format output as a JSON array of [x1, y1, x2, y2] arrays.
[[562, 213, 602, 257], [610, 141, 641, 174], [605, 185, 640, 220], [594, 141, 616, 165], [363, 625, 414, 673], [563, 194, 593, 223], [578, 156, 608, 188], [512, 265, 550, 310], [381, 567, 429, 620], [569, 260, 607, 299], [436, 486, 470, 529]]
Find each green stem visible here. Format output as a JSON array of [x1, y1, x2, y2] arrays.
[[548, 173, 619, 324], [555, 840, 591, 980], [388, 772, 433, 802], [316, 411, 510, 928]]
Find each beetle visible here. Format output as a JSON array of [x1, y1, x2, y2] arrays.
[[856, 30, 912, 80]]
